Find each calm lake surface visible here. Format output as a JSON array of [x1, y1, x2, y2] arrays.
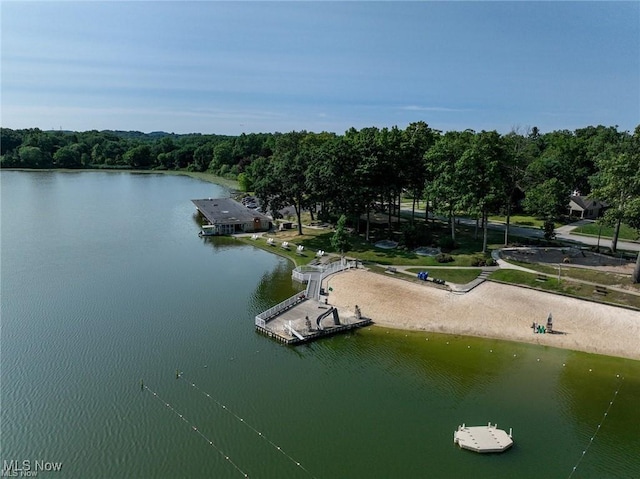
[[1, 171, 639, 478]]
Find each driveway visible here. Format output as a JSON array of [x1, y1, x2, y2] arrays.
[[400, 207, 639, 253]]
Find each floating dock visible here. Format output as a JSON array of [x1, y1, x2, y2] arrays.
[[454, 423, 513, 453]]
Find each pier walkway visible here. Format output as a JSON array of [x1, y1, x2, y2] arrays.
[[255, 258, 372, 344]]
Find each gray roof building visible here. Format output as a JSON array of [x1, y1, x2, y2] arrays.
[[192, 197, 272, 235], [568, 195, 608, 219]]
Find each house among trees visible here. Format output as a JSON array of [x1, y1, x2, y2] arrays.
[[192, 198, 272, 235], [568, 191, 608, 219]]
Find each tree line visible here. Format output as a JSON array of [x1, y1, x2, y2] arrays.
[[2, 123, 639, 258]]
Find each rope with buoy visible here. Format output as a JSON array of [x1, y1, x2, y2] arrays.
[[567, 375, 624, 479], [179, 373, 318, 479], [142, 381, 249, 478]]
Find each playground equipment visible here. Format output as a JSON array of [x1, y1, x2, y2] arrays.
[[316, 307, 340, 330]]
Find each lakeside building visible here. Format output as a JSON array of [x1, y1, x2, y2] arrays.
[[192, 197, 272, 235]]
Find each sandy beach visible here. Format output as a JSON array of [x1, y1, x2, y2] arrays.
[[325, 269, 640, 361]]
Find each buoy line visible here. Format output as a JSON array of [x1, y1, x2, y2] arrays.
[[142, 383, 249, 478], [567, 376, 624, 479], [179, 373, 318, 479]]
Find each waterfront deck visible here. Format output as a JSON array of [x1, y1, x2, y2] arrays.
[[255, 299, 371, 344], [255, 258, 371, 344], [454, 423, 513, 453]]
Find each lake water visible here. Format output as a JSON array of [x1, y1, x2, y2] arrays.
[[1, 171, 639, 478]]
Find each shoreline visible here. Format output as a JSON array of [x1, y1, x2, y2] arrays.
[[2, 167, 240, 191], [325, 269, 640, 361]]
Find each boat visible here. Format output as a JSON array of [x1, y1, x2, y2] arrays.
[[453, 422, 513, 453], [198, 224, 219, 236]]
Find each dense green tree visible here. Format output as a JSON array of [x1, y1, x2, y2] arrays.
[[245, 156, 273, 214], [425, 130, 473, 241], [590, 128, 640, 254], [91, 140, 126, 165], [457, 131, 507, 252], [344, 127, 388, 240], [0, 128, 23, 155], [501, 128, 539, 244], [53, 144, 82, 168], [402, 121, 436, 224], [305, 134, 349, 221], [626, 196, 640, 283], [18, 145, 51, 168], [207, 141, 233, 173], [123, 144, 152, 168], [378, 126, 405, 235], [236, 172, 251, 192], [331, 214, 351, 254], [193, 143, 214, 172], [256, 131, 310, 234], [522, 177, 569, 220]]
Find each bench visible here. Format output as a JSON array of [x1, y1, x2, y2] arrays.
[[386, 267, 397, 274], [594, 285, 608, 295], [536, 274, 547, 282]]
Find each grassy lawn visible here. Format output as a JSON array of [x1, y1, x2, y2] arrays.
[[571, 222, 639, 241], [236, 219, 515, 268], [235, 229, 323, 267], [506, 260, 637, 287], [488, 214, 545, 229], [235, 211, 565, 269], [489, 270, 640, 309]]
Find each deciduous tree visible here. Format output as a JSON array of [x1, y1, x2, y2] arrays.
[[331, 214, 351, 254]]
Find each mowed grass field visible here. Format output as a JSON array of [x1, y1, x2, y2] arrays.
[[571, 222, 639, 241]]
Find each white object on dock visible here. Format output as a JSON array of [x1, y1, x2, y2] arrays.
[[285, 321, 305, 340], [453, 422, 513, 453]]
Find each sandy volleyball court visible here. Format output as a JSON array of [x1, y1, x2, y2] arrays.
[[325, 269, 640, 360]]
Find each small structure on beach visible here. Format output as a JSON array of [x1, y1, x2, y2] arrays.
[[532, 312, 555, 334], [454, 423, 513, 453]]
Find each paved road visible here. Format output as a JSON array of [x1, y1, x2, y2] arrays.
[[400, 207, 640, 253]]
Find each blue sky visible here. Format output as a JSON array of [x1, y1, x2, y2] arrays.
[[2, 1, 638, 135]]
